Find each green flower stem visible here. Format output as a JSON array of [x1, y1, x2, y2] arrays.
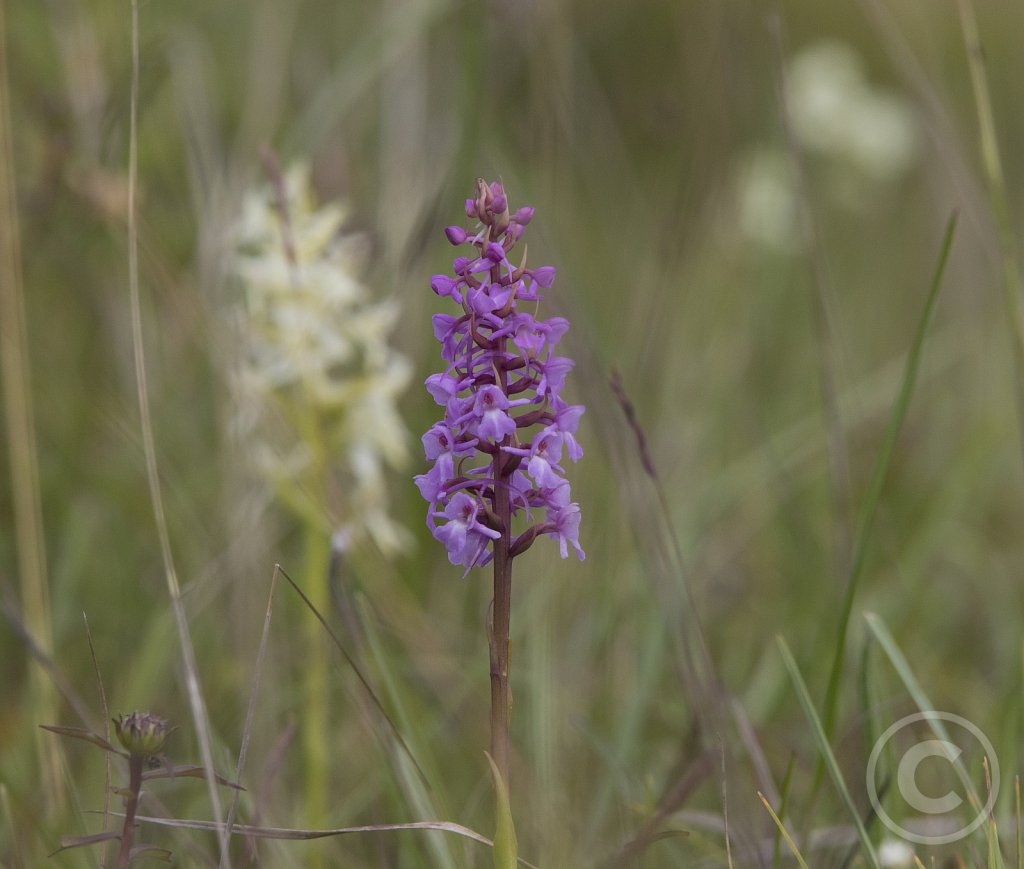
[[302, 517, 332, 828], [297, 403, 331, 848]]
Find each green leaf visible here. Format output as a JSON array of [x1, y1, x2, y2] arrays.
[[48, 831, 121, 857], [38, 724, 126, 756], [486, 752, 518, 869], [130, 844, 173, 862], [142, 763, 243, 789]]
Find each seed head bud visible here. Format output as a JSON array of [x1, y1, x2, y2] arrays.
[[114, 712, 171, 755]]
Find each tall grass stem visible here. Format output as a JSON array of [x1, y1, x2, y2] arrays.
[[817, 213, 957, 777], [0, 0, 64, 819], [956, 0, 1024, 469], [126, 1, 227, 861]]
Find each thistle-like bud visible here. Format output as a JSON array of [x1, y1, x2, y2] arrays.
[[113, 712, 171, 755]]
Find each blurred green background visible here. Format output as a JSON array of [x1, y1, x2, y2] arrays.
[[3, 0, 1023, 865]]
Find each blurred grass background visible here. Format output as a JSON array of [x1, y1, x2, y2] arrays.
[[2, 0, 1024, 865]]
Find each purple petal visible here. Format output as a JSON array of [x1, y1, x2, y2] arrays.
[[531, 266, 556, 288], [513, 206, 534, 225], [430, 275, 458, 297], [445, 226, 467, 245]]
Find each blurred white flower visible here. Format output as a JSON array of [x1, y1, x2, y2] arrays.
[[735, 146, 801, 254], [732, 40, 919, 252], [878, 838, 915, 868], [786, 40, 918, 181], [231, 163, 412, 554]]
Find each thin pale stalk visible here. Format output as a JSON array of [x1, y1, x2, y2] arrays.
[[126, 1, 227, 860], [222, 567, 280, 868], [0, 0, 63, 816], [956, 0, 1024, 470]]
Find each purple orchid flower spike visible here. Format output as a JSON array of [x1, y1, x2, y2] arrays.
[[416, 178, 585, 568], [415, 177, 585, 785]]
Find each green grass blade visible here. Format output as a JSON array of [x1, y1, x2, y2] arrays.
[[777, 636, 882, 869], [487, 752, 518, 869], [989, 814, 1007, 869], [819, 213, 958, 749], [758, 790, 808, 869], [956, 0, 1024, 437], [864, 613, 992, 825], [771, 753, 796, 868], [357, 595, 459, 869]]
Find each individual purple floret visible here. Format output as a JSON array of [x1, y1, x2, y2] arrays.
[[416, 178, 585, 570]]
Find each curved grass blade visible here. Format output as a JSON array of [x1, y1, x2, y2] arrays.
[[864, 613, 987, 816], [486, 752, 517, 869], [777, 636, 882, 869], [758, 791, 808, 869], [222, 565, 279, 868], [276, 566, 432, 792], [819, 213, 958, 751], [122, 814, 541, 868]]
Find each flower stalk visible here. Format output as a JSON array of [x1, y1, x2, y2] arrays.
[[112, 712, 170, 869], [416, 178, 585, 789]]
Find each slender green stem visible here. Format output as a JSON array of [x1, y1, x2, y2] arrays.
[[125, 1, 226, 859], [291, 396, 333, 863], [117, 754, 144, 869], [301, 488, 332, 833]]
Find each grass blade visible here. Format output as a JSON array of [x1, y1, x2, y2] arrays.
[[487, 752, 518, 869], [819, 212, 958, 749], [0, 0, 63, 817], [125, 813, 540, 868], [356, 593, 458, 869], [777, 636, 881, 869], [221, 565, 280, 867], [758, 791, 808, 869], [865, 613, 993, 827], [126, 1, 226, 859], [956, 0, 1024, 450]]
